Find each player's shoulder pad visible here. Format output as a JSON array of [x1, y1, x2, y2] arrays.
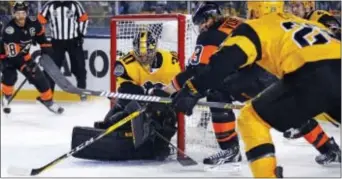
[[229, 22, 262, 61], [196, 28, 228, 46]]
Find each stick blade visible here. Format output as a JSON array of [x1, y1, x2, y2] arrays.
[[177, 156, 198, 166], [7, 166, 32, 176]]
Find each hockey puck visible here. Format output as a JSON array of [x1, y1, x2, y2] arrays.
[[3, 107, 11, 114]]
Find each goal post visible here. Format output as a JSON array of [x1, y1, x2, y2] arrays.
[[110, 14, 218, 159]]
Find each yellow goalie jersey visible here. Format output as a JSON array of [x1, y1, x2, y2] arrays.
[[222, 13, 340, 79], [114, 49, 181, 89]]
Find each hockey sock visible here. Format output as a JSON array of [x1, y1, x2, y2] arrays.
[[39, 89, 53, 101], [303, 120, 330, 154], [1, 83, 14, 96], [213, 121, 239, 149]]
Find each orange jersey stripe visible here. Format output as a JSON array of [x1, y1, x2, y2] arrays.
[[78, 13, 89, 22], [304, 125, 329, 148], [190, 45, 218, 65], [213, 121, 236, 133], [24, 54, 31, 61], [38, 14, 48, 24], [217, 132, 237, 142]]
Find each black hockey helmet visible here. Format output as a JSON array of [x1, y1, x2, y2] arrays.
[[192, 2, 222, 25], [132, 30, 158, 65], [13, 1, 29, 12]]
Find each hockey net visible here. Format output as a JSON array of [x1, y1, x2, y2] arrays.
[[110, 14, 219, 160]]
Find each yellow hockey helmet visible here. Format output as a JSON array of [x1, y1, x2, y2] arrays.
[[247, 1, 285, 19]]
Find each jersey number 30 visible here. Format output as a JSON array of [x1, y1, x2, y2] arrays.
[[282, 22, 333, 48]]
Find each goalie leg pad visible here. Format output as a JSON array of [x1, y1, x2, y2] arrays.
[[71, 126, 156, 161]]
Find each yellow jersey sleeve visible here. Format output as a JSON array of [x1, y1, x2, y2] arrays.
[[219, 23, 262, 68]]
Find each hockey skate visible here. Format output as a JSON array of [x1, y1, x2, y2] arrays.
[[36, 97, 64, 114], [1, 93, 12, 114], [315, 137, 341, 166], [203, 144, 242, 166]]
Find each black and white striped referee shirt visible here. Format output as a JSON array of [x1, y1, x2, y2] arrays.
[[38, 1, 89, 40]]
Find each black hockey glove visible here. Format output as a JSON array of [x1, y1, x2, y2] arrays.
[[143, 81, 164, 95], [172, 80, 202, 116]]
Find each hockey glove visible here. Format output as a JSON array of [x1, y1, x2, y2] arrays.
[[172, 80, 202, 116]]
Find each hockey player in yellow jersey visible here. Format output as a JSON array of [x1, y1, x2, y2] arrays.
[[95, 30, 180, 129], [73, 30, 182, 161], [172, 1, 341, 177], [289, 1, 340, 39]]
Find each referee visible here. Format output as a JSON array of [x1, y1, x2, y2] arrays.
[[38, 0, 89, 101]]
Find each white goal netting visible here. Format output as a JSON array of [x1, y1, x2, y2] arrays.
[[111, 14, 220, 159]]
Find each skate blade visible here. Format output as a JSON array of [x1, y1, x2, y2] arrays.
[[204, 162, 241, 173]]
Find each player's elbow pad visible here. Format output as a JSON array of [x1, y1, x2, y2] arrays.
[[118, 81, 145, 95]]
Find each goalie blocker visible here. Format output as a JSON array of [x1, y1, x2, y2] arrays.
[[71, 101, 177, 161]]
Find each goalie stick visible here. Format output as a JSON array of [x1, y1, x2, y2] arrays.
[[40, 54, 243, 110], [7, 107, 146, 176]]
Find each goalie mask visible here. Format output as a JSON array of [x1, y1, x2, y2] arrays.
[[133, 30, 158, 66]]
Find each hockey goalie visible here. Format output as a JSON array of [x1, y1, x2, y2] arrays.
[[71, 30, 181, 161]]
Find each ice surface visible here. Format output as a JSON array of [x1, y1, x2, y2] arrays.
[[1, 99, 341, 177]]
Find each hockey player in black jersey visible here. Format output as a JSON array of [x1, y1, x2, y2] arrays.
[[167, 2, 256, 166], [166, 2, 340, 167], [1, 2, 64, 114], [171, 1, 340, 176]]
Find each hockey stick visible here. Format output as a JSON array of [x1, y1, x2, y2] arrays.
[[40, 54, 244, 110], [7, 108, 146, 176], [326, 117, 340, 128], [153, 129, 198, 166]]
